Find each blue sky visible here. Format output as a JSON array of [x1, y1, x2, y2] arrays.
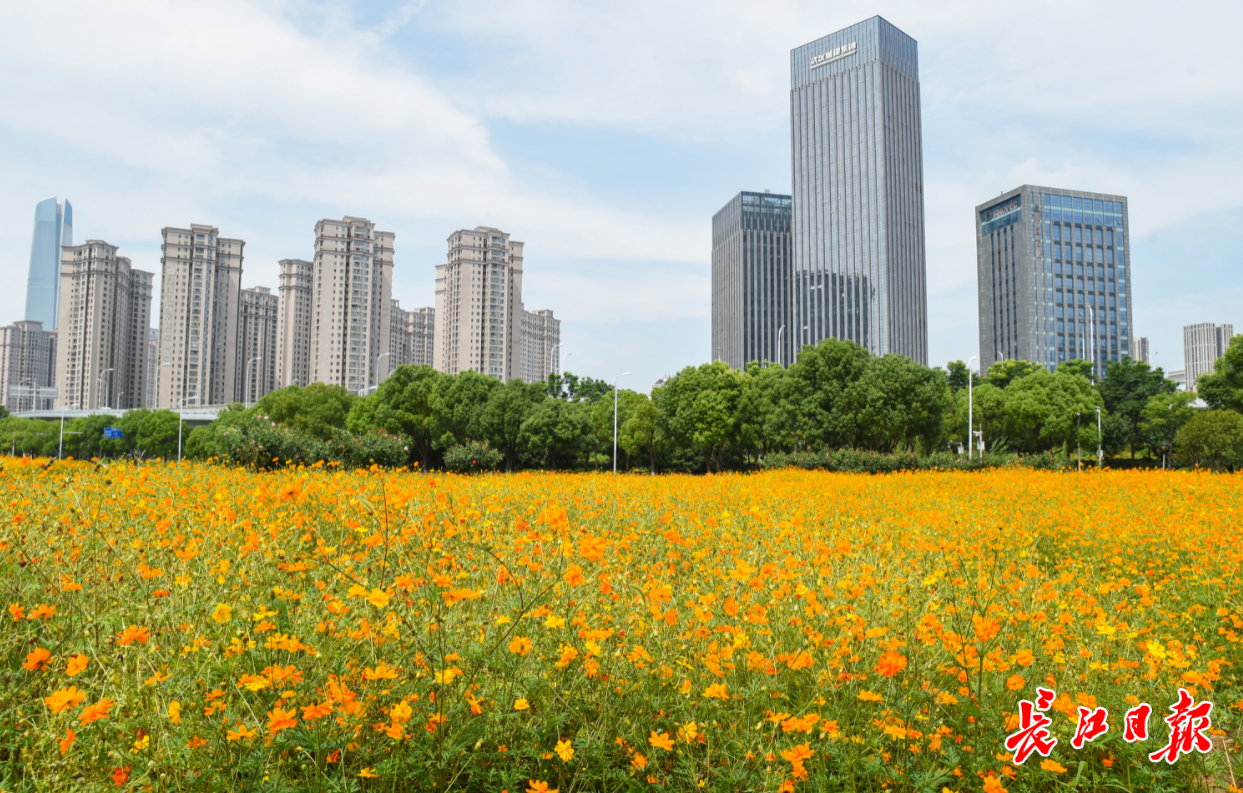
[[1, 0, 1239, 390]]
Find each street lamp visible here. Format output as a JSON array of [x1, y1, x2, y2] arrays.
[[116, 393, 125, 412], [97, 368, 114, 410], [967, 356, 978, 459], [777, 325, 785, 368], [244, 356, 262, 408], [374, 352, 391, 392], [550, 343, 562, 375], [177, 395, 199, 463], [1096, 405, 1103, 468], [613, 372, 631, 473]]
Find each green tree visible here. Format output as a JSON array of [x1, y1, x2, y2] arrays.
[[1176, 410, 1243, 471], [430, 371, 499, 451], [951, 382, 1007, 452], [480, 379, 546, 472], [254, 383, 356, 439], [945, 360, 971, 393], [1056, 358, 1094, 381], [986, 359, 1044, 390], [740, 362, 799, 458], [1096, 358, 1177, 457], [788, 338, 870, 450], [1141, 391, 1199, 459], [847, 355, 950, 453], [134, 410, 181, 459], [1002, 369, 1103, 453], [655, 361, 749, 472], [348, 365, 444, 467], [518, 398, 591, 468], [1196, 334, 1243, 412], [618, 392, 659, 473]]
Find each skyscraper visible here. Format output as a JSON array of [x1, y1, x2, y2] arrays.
[[976, 187, 1131, 379], [711, 191, 792, 368], [56, 241, 153, 410], [410, 307, 435, 367], [1129, 336, 1150, 365], [237, 286, 278, 404], [521, 309, 561, 384], [790, 17, 927, 363], [276, 258, 314, 388], [25, 197, 73, 329], [155, 224, 245, 408], [1183, 322, 1234, 389], [309, 217, 394, 393], [434, 227, 524, 381], [0, 320, 58, 411]]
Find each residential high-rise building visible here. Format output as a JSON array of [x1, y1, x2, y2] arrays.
[[521, 309, 560, 384], [434, 227, 524, 381], [146, 328, 158, 408], [155, 224, 245, 409], [1184, 322, 1234, 389], [1129, 336, 1150, 365], [238, 286, 278, 404], [389, 299, 413, 368], [409, 307, 434, 366], [276, 258, 314, 388], [791, 17, 927, 363], [0, 320, 58, 412], [25, 197, 73, 330], [976, 188, 1131, 379], [309, 217, 394, 393], [711, 191, 792, 368], [56, 241, 153, 410]]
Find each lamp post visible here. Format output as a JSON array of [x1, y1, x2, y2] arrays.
[[967, 356, 978, 459], [550, 343, 561, 375], [116, 393, 125, 412], [374, 352, 391, 392], [613, 372, 631, 473], [97, 368, 114, 410], [244, 356, 262, 408], [1096, 405, 1103, 468], [777, 325, 785, 368], [177, 395, 199, 463]]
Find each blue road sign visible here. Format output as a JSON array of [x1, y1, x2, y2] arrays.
[[104, 427, 123, 439]]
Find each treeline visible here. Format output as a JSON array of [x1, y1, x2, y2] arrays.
[[7, 335, 1243, 472]]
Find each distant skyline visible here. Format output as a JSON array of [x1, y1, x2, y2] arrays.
[[1, 1, 1239, 390]]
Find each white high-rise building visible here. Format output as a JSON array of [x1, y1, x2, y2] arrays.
[[0, 320, 58, 412], [238, 286, 278, 404], [57, 241, 153, 410], [389, 299, 413, 369], [410, 307, 435, 367], [521, 309, 560, 384], [434, 227, 524, 381], [1129, 336, 1150, 365], [276, 258, 314, 388], [146, 328, 157, 408], [155, 224, 244, 409], [1184, 323, 1234, 390], [309, 217, 394, 393]]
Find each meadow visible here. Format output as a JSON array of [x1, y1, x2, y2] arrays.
[[2, 459, 1241, 792]]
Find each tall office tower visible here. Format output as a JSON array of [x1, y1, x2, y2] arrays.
[[389, 299, 414, 367], [56, 241, 154, 410], [1183, 322, 1234, 389], [309, 217, 394, 393], [0, 320, 58, 411], [25, 197, 73, 330], [276, 258, 313, 388], [711, 191, 792, 368], [1129, 336, 1150, 365], [237, 287, 278, 404], [976, 187, 1131, 379], [521, 309, 561, 384], [146, 329, 158, 408], [791, 18, 927, 363], [434, 227, 524, 381], [155, 224, 245, 409], [410, 307, 435, 366]]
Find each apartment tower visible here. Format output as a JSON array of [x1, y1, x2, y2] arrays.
[[976, 187, 1131, 378], [0, 321, 58, 412], [712, 191, 793, 368], [276, 258, 314, 387], [155, 224, 245, 409], [238, 286, 278, 404], [409, 307, 435, 366], [389, 299, 414, 368], [309, 217, 394, 393], [433, 227, 524, 381], [1183, 323, 1234, 389], [791, 17, 927, 363], [521, 309, 560, 384], [25, 197, 73, 330], [56, 241, 153, 410], [1129, 336, 1150, 365]]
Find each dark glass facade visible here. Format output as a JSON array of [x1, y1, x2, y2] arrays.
[[977, 186, 1131, 379], [711, 191, 793, 368], [790, 17, 928, 363], [25, 197, 72, 330]]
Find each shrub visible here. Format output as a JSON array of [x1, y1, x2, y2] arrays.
[[443, 441, 502, 473], [757, 449, 1069, 473], [1175, 409, 1243, 471]]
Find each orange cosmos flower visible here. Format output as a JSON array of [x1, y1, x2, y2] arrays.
[[211, 604, 232, 623], [649, 731, 675, 751], [112, 765, 130, 786], [117, 626, 151, 646], [28, 603, 56, 620], [780, 743, 815, 765], [79, 698, 115, 725], [23, 648, 52, 671], [358, 767, 379, 778], [365, 588, 391, 608], [266, 706, 298, 734], [45, 687, 87, 714], [65, 654, 89, 677], [442, 588, 482, 605], [527, 781, 558, 793], [8, 603, 24, 621], [1006, 674, 1025, 691], [563, 564, 585, 586], [168, 701, 181, 724], [226, 723, 258, 741], [301, 701, 334, 721], [702, 683, 728, 700], [630, 752, 648, 770], [1015, 648, 1035, 667], [362, 663, 398, 681], [59, 729, 76, 755], [508, 636, 532, 656], [875, 650, 908, 678]]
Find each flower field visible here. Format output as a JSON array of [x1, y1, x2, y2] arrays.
[[3, 459, 1242, 792]]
